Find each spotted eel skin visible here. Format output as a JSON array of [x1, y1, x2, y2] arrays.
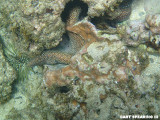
[[28, 7, 84, 66], [107, 0, 133, 24], [28, 0, 133, 66]]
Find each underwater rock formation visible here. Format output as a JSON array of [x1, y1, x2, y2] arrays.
[[28, 6, 104, 66], [0, 0, 125, 57], [44, 40, 149, 86], [142, 14, 160, 49], [1, 0, 160, 120], [90, 0, 134, 29], [146, 14, 160, 35], [118, 19, 150, 46], [149, 35, 160, 49], [0, 0, 134, 71], [42, 43, 160, 120], [0, 0, 69, 57], [105, 0, 133, 23], [0, 43, 17, 104], [82, 0, 123, 17], [28, 0, 133, 67]]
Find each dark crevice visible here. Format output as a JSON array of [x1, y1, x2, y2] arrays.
[[59, 0, 88, 56], [119, 0, 134, 9], [59, 86, 70, 93], [61, 0, 88, 23], [47, 85, 71, 97], [146, 41, 160, 50], [57, 86, 71, 93], [91, 0, 134, 28]]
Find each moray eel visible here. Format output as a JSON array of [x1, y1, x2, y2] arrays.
[[106, 0, 133, 26], [28, 7, 85, 66], [113, 0, 133, 23], [28, 0, 134, 66]]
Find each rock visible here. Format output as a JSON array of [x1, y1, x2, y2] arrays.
[[0, 44, 17, 104]]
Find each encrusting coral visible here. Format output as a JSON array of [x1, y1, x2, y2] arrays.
[[145, 14, 160, 49], [28, 0, 135, 67], [29, 0, 133, 65], [0, 0, 136, 82], [146, 14, 160, 35], [44, 41, 149, 87], [82, 0, 124, 17], [27, 0, 149, 88], [1, 0, 160, 120], [0, 0, 70, 59], [28, 6, 103, 66], [38, 0, 149, 87], [105, 0, 133, 24]]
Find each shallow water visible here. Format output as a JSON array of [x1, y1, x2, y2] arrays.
[[0, 0, 160, 120]]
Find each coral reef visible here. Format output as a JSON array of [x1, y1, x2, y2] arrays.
[[29, 0, 133, 67], [2, 66, 57, 120], [118, 19, 150, 46], [90, 0, 134, 30], [0, 0, 69, 57], [44, 40, 149, 86], [28, 6, 104, 66], [0, 0, 134, 72], [146, 14, 160, 35], [149, 35, 160, 49], [1, 0, 160, 120], [82, 0, 123, 17], [0, 0, 125, 57], [105, 0, 133, 23], [0, 42, 17, 104], [42, 50, 159, 120], [120, 13, 160, 50], [116, 13, 160, 50]]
